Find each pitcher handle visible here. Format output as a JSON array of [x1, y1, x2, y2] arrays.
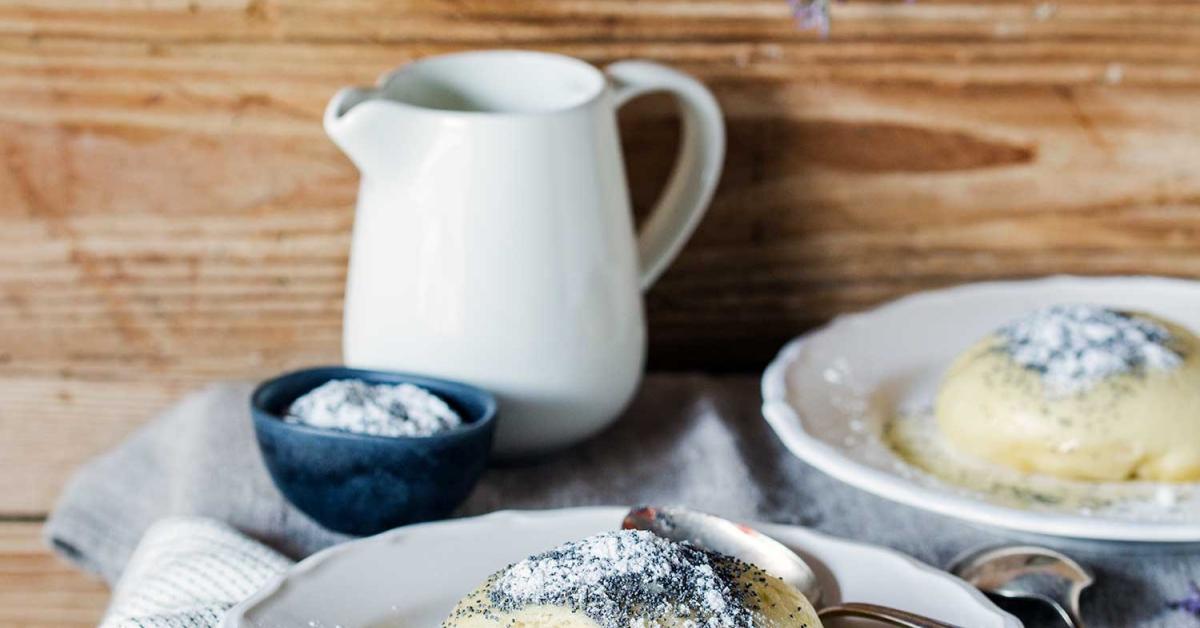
[[606, 61, 725, 291]]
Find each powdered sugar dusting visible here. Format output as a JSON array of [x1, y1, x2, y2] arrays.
[[489, 530, 758, 627], [998, 304, 1183, 395], [286, 379, 462, 437]]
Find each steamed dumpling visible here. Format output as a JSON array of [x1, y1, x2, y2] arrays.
[[442, 530, 821, 627], [936, 305, 1200, 482]]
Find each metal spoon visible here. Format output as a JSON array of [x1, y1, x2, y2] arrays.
[[950, 544, 1093, 628], [624, 506, 961, 627]]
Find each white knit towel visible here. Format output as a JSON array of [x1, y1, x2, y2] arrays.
[[100, 517, 292, 628]]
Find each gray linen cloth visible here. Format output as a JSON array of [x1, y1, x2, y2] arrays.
[[47, 375, 1200, 627]]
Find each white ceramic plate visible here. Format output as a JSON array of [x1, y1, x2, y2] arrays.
[[223, 507, 1016, 627], [762, 275, 1200, 543]]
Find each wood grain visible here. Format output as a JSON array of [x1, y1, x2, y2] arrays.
[[0, 376, 189, 515], [3, 0, 1200, 525], [0, 522, 108, 626]]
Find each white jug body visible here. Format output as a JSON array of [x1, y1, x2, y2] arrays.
[[327, 51, 724, 457]]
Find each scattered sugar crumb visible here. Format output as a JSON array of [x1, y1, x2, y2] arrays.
[[1105, 63, 1125, 85], [1034, 2, 1057, 21]]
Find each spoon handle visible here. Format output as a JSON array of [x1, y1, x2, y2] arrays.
[[818, 602, 963, 628], [1049, 592, 1086, 628]]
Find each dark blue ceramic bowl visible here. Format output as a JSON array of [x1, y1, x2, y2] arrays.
[[251, 366, 497, 536]]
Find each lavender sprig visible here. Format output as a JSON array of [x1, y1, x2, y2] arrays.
[[788, 0, 836, 36], [1169, 582, 1200, 617], [788, 0, 915, 36]]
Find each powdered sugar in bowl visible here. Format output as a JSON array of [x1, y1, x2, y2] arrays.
[[251, 366, 497, 535]]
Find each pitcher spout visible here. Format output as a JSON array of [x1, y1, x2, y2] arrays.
[[324, 86, 394, 175]]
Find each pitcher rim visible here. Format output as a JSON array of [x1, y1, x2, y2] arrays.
[[351, 49, 611, 121]]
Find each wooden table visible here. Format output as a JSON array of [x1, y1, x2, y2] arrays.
[[4, 0, 1200, 624], [0, 524, 108, 626]]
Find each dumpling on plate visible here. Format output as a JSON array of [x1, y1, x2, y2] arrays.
[[936, 304, 1200, 482], [442, 529, 821, 627]]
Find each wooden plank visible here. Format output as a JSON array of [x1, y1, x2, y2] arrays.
[[3, 80, 1200, 377], [1, 1, 1198, 50], [0, 522, 107, 627], [0, 377, 191, 515]]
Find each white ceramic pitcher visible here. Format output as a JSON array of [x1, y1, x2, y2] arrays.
[[325, 50, 724, 457]]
